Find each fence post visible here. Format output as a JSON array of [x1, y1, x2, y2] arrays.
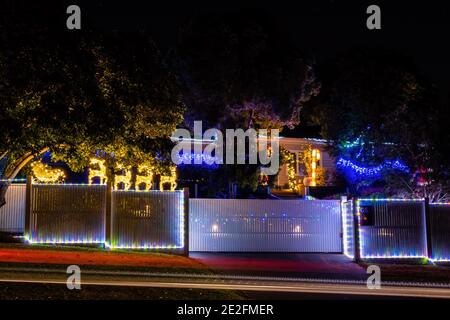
[[24, 175, 33, 240], [105, 181, 112, 247], [424, 197, 433, 260], [183, 187, 189, 257], [352, 198, 361, 262]]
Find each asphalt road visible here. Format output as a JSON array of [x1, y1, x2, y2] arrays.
[[0, 269, 449, 299]]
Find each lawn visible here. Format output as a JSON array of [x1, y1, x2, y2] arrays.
[[0, 243, 208, 274]]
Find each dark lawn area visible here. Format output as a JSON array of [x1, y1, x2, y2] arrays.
[[0, 282, 245, 300]]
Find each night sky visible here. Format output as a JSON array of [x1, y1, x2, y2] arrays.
[[5, 0, 450, 105]]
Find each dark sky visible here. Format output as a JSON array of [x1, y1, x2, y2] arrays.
[[5, 0, 450, 103]]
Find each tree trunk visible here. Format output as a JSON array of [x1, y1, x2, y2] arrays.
[[0, 181, 11, 209], [0, 147, 49, 209]]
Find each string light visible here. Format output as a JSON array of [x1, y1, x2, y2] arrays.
[[311, 149, 320, 187], [176, 152, 220, 166], [281, 148, 298, 191], [337, 157, 409, 178]]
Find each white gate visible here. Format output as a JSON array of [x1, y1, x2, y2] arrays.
[[189, 199, 343, 252]]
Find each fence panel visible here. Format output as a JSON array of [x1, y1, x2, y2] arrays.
[[30, 184, 106, 243], [429, 204, 450, 261], [189, 199, 342, 252], [341, 199, 354, 258], [357, 199, 427, 258], [111, 191, 184, 249], [0, 184, 26, 233]]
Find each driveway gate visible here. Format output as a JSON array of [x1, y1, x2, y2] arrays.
[[189, 199, 343, 252]]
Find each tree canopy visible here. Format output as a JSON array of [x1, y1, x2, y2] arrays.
[[175, 13, 320, 131], [0, 20, 184, 207], [308, 50, 448, 200]]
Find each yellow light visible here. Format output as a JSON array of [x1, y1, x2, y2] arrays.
[[31, 161, 66, 184], [159, 166, 177, 191], [88, 158, 107, 185]]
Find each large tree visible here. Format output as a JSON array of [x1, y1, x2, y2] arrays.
[[308, 50, 447, 200], [0, 19, 184, 207], [173, 13, 320, 197], [175, 13, 320, 131]]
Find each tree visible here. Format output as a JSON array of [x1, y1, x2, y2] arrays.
[[175, 12, 320, 130], [308, 50, 447, 199], [0, 20, 184, 207], [173, 13, 320, 196]]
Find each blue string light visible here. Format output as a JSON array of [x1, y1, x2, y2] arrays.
[[337, 157, 409, 179], [175, 152, 220, 168]]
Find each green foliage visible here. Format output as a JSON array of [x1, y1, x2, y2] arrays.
[[308, 50, 446, 197], [0, 24, 184, 186], [176, 13, 320, 130]]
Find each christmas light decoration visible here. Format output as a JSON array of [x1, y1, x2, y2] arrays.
[[31, 161, 65, 184], [310, 149, 321, 187], [0, 178, 27, 182], [336, 157, 409, 178], [115, 163, 132, 190], [175, 152, 220, 166], [159, 167, 177, 191], [280, 147, 298, 191], [135, 164, 154, 190], [341, 200, 354, 259], [88, 158, 107, 185]]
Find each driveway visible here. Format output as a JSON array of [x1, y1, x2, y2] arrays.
[[190, 253, 367, 280]]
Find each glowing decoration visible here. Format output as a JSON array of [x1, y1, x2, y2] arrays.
[[159, 167, 177, 191], [310, 149, 321, 187], [212, 224, 219, 233], [294, 225, 301, 233], [31, 161, 65, 184], [0, 178, 27, 182], [24, 235, 104, 245], [176, 152, 220, 167], [337, 157, 409, 179], [115, 163, 132, 190], [135, 164, 154, 190], [88, 158, 107, 185], [280, 147, 298, 191], [340, 199, 355, 259]]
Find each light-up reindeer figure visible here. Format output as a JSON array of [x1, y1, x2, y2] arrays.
[[159, 167, 177, 191], [88, 158, 107, 185], [135, 164, 154, 190], [115, 163, 132, 190]]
